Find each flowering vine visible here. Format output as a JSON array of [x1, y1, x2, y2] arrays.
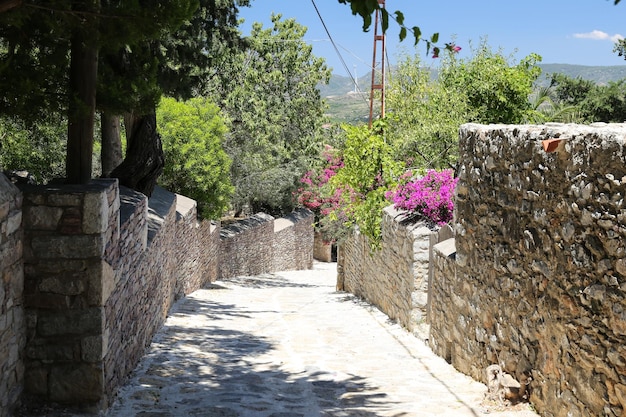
[[385, 169, 458, 226]]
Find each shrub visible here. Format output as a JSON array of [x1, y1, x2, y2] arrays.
[[157, 96, 233, 219]]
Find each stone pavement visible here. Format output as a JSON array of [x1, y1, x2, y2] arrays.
[[106, 262, 539, 417]]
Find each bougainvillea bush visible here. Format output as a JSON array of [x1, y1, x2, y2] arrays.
[[294, 145, 355, 242], [385, 169, 458, 226], [294, 145, 343, 216]]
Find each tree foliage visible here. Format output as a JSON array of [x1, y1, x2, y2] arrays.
[[0, 115, 66, 182], [550, 73, 626, 122], [386, 52, 471, 170], [157, 97, 233, 219], [326, 121, 402, 246], [614, 38, 626, 60], [207, 14, 330, 215], [439, 42, 542, 124], [0, 0, 199, 183]]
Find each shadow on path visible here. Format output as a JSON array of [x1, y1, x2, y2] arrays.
[[109, 293, 405, 417]]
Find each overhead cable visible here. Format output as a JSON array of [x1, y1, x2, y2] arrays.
[[310, 0, 369, 102]]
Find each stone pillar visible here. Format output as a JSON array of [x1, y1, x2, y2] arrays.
[[0, 173, 24, 417], [21, 179, 119, 410]]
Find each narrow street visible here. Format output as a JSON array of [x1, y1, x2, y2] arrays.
[[107, 262, 538, 417]]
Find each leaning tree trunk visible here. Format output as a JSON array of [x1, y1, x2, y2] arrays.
[[110, 111, 164, 197], [100, 112, 123, 177]]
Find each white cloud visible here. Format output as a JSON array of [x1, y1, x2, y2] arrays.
[[573, 30, 624, 42]]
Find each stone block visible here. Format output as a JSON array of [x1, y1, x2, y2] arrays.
[[48, 193, 82, 207], [83, 191, 109, 235], [24, 206, 62, 231], [31, 234, 105, 259], [87, 261, 116, 306], [6, 211, 21, 235], [37, 307, 103, 337], [26, 340, 78, 361], [24, 366, 48, 397], [49, 363, 103, 403], [0, 202, 9, 219], [39, 276, 86, 296], [82, 335, 103, 362], [25, 293, 69, 310]]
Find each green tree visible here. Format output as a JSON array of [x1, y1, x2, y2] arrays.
[[550, 73, 626, 122], [0, 115, 66, 182], [0, 0, 198, 183], [102, 0, 250, 196], [614, 38, 626, 59], [439, 42, 542, 124], [207, 14, 331, 215], [527, 85, 583, 124], [386, 51, 472, 170], [157, 97, 233, 219]]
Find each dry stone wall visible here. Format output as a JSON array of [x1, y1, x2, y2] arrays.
[[340, 205, 436, 338], [5, 178, 313, 413], [0, 175, 24, 417], [430, 123, 626, 417], [219, 209, 314, 279], [272, 209, 314, 272], [220, 213, 275, 279]]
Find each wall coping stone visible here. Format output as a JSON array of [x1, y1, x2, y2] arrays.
[[220, 212, 274, 238], [175, 193, 196, 222], [147, 186, 176, 245], [433, 238, 456, 259], [119, 187, 146, 225]]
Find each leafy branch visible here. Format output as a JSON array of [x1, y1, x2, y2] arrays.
[[336, 0, 459, 57]]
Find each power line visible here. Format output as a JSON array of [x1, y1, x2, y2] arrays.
[[310, 0, 368, 102]]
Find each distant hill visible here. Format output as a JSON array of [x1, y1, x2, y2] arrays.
[[536, 64, 626, 86], [321, 64, 626, 122]]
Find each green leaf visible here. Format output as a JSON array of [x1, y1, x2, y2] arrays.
[[412, 26, 422, 45], [380, 9, 389, 33], [394, 10, 404, 25], [399, 27, 407, 42]]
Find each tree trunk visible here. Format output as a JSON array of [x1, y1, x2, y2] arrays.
[[100, 112, 123, 177], [110, 111, 164, 197], [66, 35, 98, 184]]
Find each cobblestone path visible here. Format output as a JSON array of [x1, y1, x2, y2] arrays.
[[106, 262, 538, 417]]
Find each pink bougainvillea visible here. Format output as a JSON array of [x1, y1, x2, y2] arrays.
[[385, 169, 458, 226], [295, 145, 344, 213]]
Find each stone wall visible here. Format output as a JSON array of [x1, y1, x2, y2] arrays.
[[219, 209, 314, 279], [272, 209, 314, 272], [340, 205, 436, 339], [0, 175, 24, 417], [220, 213, 275, 279], [103, 185, 179, 404], [11, 180, 313, 413], [430, 123, 626, 417]]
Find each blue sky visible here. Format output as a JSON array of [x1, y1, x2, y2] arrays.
[[239, 0, 626, 77]]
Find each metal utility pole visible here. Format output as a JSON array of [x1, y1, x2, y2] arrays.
[[368, 0, 386, 128]]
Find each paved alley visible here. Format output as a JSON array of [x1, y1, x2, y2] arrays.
[[106, 262, 538, 417]]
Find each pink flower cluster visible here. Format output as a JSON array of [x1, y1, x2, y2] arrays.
[[295, 146, 346, 217], [385, 169, 458, 226]]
